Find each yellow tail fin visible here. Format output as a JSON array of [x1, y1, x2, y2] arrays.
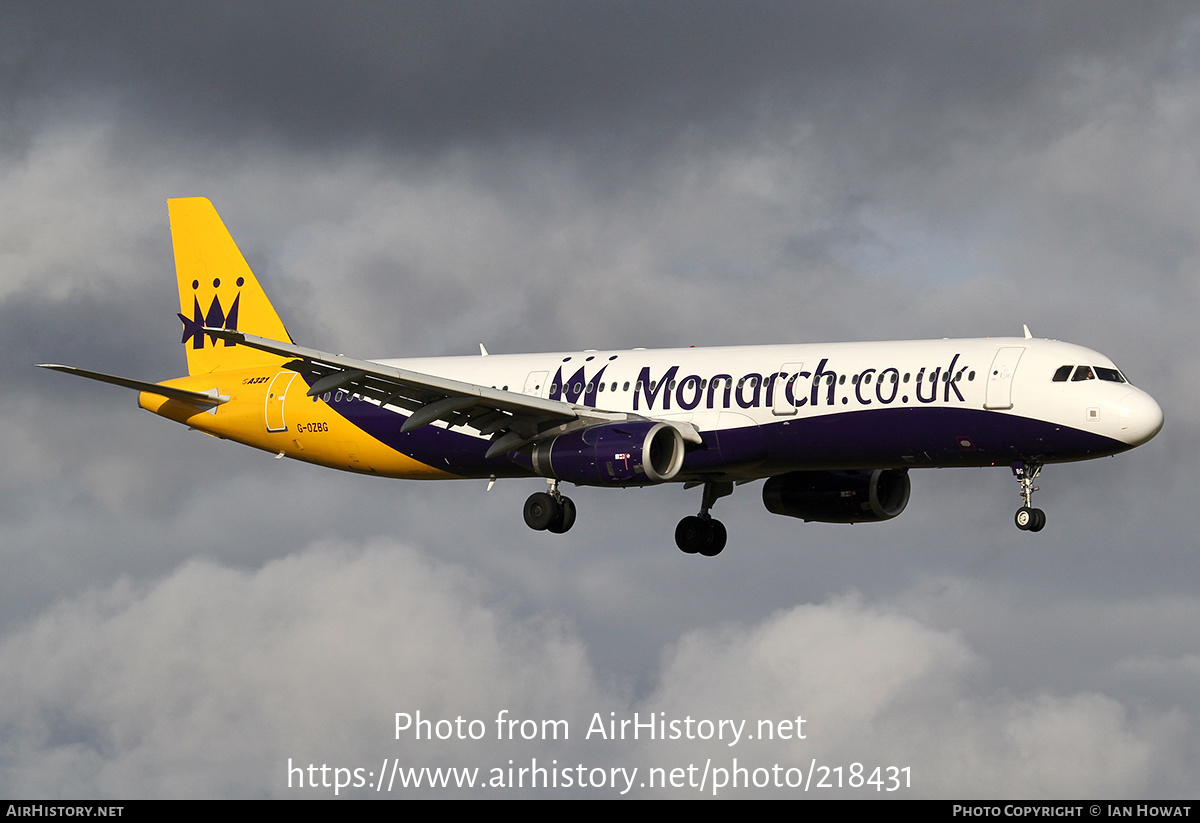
[[169, 197, 294, 376]]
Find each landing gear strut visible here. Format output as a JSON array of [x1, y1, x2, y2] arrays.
[[676, 480, 733, 556], [1012, 461, 1046, 532], [524, 480, 576, 534]]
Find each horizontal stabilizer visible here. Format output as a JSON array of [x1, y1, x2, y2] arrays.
[[37, 364, 229, 408]]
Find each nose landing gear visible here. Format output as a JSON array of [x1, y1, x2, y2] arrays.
[[524, 480, 576, 534], [676, 480, 733, 556], [1012, 462, 1046, 532]]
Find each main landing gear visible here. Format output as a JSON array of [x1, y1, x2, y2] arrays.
[[524, 480, 576, 534], [1012, 461, 1046, 532], [675, 480, 733, 557]]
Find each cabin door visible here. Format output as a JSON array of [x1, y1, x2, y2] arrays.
[[265, 372, 297, 432], [984, 347, 1024, 410], [772, 362, 804, 416]]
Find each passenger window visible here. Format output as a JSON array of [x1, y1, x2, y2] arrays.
[[1071, 366, 1095, 381], [1053, 366, 1072, 382]]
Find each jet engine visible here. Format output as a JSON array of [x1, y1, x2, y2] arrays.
[[530, 421, 685, 486], [762, 468, 910, 523]]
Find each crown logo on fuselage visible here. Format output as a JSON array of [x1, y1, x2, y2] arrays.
[[178, 277, 243, 349]]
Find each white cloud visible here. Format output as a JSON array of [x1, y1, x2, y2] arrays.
[[0, 540, 604, 797], [634, 594, 1188, 798], [0, 545, 1192, 798]]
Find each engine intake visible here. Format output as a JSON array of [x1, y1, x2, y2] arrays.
[[530, 421, 685, 486], [762, 468, 910, 523]]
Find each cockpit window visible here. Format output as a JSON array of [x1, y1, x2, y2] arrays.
[[1055, 364, 1128, 384]]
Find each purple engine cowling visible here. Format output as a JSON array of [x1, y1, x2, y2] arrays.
[[762, 468, 911, 523], [530, 421, 685, 486]]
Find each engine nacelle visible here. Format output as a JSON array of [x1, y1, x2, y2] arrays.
[[762, 468, 910, 523], [530, 421, 686, 486]]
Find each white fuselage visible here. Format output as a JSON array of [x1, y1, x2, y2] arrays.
[[352, 336, 1160, 481]]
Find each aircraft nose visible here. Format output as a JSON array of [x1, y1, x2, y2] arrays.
[[1119, 390, 1164, 446]]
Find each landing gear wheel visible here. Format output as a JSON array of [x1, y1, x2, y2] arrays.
[[1015, 506, 1046, 532], [1029, 508, 1046, 532], [675, 516, 706, 554], [699, 520, 727, 557], [675, 516, 726, 556], [547, 496, 576, 534], [1015, 507, 1034, 530], [524, 492, 558, 531]]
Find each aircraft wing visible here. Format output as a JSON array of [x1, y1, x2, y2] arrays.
[[205, 329, 594, 458]]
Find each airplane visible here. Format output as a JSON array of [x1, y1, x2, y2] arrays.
[[40, 198, 1164, 557]]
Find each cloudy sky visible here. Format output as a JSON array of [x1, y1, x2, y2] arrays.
[[2, 1, 1197, 798]]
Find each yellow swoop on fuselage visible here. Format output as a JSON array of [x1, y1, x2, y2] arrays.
[[140, 370, 454, 479]]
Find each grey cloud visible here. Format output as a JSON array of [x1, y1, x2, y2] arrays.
[[2, 3, 1194, 158]]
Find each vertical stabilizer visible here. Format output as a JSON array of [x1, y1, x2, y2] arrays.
[[169, 197, 294, 375]]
